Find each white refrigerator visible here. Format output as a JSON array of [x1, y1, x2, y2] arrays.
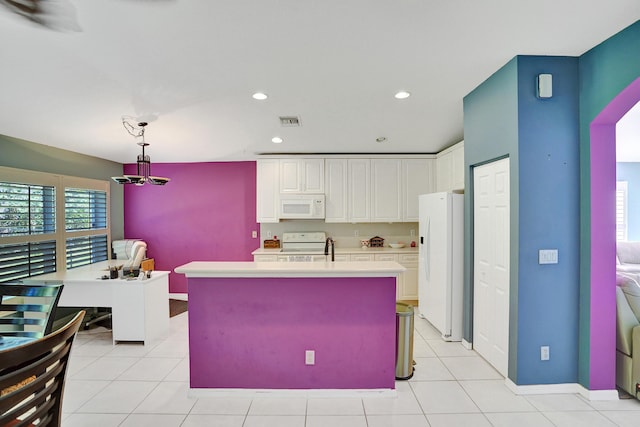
[[418, 192, 464, 341]]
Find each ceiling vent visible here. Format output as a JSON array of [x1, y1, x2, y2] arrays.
[[279, 116, 301, 127]]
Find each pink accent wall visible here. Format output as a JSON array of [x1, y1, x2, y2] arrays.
[[589, 77, 640, 389], [123, 162, 258, 293], [187, 276, 397, 390]]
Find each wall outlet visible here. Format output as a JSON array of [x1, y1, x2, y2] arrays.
[[266, 230, 272, 238], [305, 350, 315, 365], [252, 231, 258, 238], [410, 229, 416, 238], [541, 346, 550, 361], [354, 230, 359, 237]]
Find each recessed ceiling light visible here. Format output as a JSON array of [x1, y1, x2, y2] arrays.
[[252, 92, 268, 100], [394, 91, 411, 99], [272, 137, 283, 144]]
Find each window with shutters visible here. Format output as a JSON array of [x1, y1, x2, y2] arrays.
[[64, 188, 108, 269], [0, 167, 110, 282], [616, 181, 628, 242]]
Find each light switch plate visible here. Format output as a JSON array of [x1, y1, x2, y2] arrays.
[[539, 249, 558, 264]]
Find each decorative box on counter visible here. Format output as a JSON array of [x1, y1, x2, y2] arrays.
[[369, 236, 385, 247], [263, 239, 280, 249]]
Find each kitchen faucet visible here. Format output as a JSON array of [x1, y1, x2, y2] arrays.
[[324, 237, 335, 262]]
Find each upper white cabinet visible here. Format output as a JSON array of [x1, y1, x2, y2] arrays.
[[451, 142, 465, 190], [371, 159, 402, 222], [280, 159, 324, 193], [256, 159, 280, 223], [348, 159, 371, 223], [324, 159, 349, 222], [324, 156, 434, 223], [436, 141, 464, 192], [402, 159, 436, 221]]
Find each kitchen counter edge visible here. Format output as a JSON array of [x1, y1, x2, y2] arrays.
[[175, 261, 405, 278]]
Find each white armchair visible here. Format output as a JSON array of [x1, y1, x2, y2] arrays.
[[617, 241, 640, 273], [616, 272, 640, 398], [112, 239, 147, 270]]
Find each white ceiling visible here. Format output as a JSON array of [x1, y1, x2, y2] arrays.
[[1, 1, 639, 163]]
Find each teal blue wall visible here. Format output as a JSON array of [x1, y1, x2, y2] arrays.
[[616, 163, 640, 241], [0, 134, 124, 239], [463, 57, 520, 379], [516, 56, 580, 384], [463, 55, 581, 384]]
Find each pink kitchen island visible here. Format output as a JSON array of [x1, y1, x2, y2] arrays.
[[174, 261, 405, 397]]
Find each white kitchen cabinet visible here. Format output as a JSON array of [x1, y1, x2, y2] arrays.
[[324, 159, 349, 222], [348, 159, 370, 222], [436, 141, 464, 193], [254, 254, 278, 262], [373, 254, 398, 262], [371, 159, 402, 222], [279, 159, 324, 193], [398, 253, 419, 300], [402, 159, 436, 221], [350, 253, 374, 262], [256, 159, 280, 223], [451, 141, 465, 190]]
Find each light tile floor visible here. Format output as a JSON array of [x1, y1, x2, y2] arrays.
[[61, 311, 640, 427]]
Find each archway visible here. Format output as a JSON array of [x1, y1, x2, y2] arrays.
[[589, 77, 640, 390]]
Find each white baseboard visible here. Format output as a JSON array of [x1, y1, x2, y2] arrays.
[[505, 379, 619, 401], [169, 293, 188, 301], [189, 388, 397, 399], [461, 339, 473, 350]]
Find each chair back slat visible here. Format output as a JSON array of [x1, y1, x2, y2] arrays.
[[0, 283, 64, 338], [0, 310, 84, 427]]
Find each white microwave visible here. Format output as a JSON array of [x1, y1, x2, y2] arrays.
[[280, 194, 325, 219]]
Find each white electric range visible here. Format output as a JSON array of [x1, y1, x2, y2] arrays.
[[278, 232, 330, 261]]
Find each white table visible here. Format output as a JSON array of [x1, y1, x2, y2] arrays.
[[24, 261, 169, 344]]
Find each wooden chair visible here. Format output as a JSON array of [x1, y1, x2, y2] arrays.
[[0, 284, 64, 338], [0, 310, 85, 427]]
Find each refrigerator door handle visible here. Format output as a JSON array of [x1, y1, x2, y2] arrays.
[[424, 218, 430, 278]]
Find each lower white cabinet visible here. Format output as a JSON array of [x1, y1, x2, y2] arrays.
[[254, 254, 278, 262], [252, 251, 418, 301], [350, 253, 375, 262], [398, 254, 418, 300], [371, 253, 417, 301]]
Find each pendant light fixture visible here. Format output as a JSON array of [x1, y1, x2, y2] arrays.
[[111, 118, 170, 186]]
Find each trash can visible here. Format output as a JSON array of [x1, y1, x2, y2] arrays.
[[395, 302, 414, 380]]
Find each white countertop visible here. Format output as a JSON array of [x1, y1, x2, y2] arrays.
[[23, 260, 169, 283], [174, 261, 405, 278], [251, 247, 418, 255]]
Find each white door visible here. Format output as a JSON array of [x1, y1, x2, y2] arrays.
[[473, 158, 510, 377]]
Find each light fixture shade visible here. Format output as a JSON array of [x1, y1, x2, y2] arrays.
[[148, 176, 171, 185]]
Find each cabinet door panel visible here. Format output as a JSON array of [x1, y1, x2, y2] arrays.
[[256, 159, 279, 223], [350, 253, 374, 262], [348, 159, 370, 222], [280, 159, 301, 193], [452, 143, 465, 191], [371, 159, 402, 222], [325, 159, 348, 222], [403, 159, 435, 221], [303, 159, 324, 193]]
